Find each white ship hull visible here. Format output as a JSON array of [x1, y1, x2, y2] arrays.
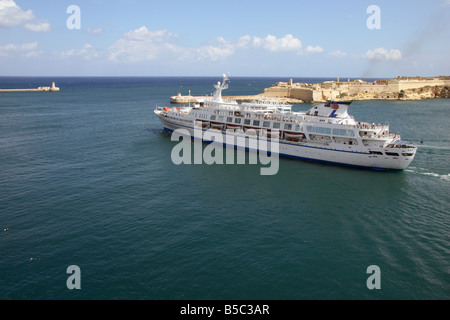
[[154, 74, 416, 171], [157, 115, 415, 170]]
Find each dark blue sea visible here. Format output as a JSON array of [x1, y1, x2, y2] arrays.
[[0, 76, 449, 300]]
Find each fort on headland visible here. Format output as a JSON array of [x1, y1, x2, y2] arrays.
[[0, 82, 60, 93], [171, 76, 450, 104]]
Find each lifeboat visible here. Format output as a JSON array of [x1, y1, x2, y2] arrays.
[[210, 122, 225, 130], [284, 131, 305, 141], [244, 127, 258, 136], [226, 124, 241, 131], [195, 120, 210, 128], [200, 120, 210, 128], [262, 129, 280, 139]]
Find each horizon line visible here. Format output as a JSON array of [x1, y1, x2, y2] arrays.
[[1, 75, 442, 79]]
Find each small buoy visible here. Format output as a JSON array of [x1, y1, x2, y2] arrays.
[[4, 228, 8, 231]]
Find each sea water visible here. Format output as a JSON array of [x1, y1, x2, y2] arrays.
[[0, 76, 449, 299]]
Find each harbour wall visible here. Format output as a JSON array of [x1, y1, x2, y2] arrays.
[[262, 77, 450, 102], [170, 76, 450, 104], [0, 88, 60, 93], [0, 82, 60, 93]]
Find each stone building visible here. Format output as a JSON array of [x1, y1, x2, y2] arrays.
[[263, 76, 450, 102]]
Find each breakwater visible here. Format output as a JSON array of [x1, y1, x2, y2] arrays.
[[0, 82, 60, 93]]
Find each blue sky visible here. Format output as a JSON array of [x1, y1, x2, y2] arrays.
[[0, 0, 449, 77]]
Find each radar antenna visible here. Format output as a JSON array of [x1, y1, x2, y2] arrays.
[[213, 73, 230, 101]]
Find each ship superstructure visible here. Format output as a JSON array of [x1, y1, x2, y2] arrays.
[[155, 74, 416, 170]]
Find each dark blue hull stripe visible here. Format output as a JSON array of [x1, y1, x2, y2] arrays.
[[161, 126, 402, 171], [160, 121, 369, 155]]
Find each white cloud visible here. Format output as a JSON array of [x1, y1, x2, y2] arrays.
[[194, 34, 308, 61], [196, 45, 235, 61], [24, 21, 51, 32], [0, 41, 39, 57], [236, 35, 252, 49], [252, 34, 302, 52], [365, 48, 402, 60], [0, 0, 52, 32], [109, 26, 178, 62], [195, 37, 236, 61], [0, 0, 34, 28], [305, 45, 324, 54], [0, 42, 99, 60], [123, 27, 175, 42], [108, 27, 321, 63], [329, 50, 347, 58], [87, 27, 103, 35], [60, 43, 101, 60], [190, 34, 312, 62]]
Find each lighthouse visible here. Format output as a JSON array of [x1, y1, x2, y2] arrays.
[[50, 82, 60, 92]]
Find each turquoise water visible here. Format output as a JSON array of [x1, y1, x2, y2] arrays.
[[0, 77, 449, 300]]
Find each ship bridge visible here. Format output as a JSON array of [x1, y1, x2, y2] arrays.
[[306, 101, 352, 119]]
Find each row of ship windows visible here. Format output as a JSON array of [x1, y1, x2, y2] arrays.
[[206, 114, 355, 137], [209, 114, 301, 131], [370, 151, 414, 157], [306, 126, 356, 137]]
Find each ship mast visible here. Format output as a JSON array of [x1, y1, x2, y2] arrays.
[[213, 73, 230, 102]]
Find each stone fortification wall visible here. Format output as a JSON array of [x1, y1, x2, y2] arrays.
[[348, 83, 393, 95], [290, 88, 314, 101], [263, 85, 289, 98], [171, 77, 449, 104], [397, 79, 447, 91]]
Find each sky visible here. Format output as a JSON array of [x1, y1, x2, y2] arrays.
[[0, 0, 449, 77]]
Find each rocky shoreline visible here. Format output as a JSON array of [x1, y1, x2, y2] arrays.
[[170, 76, 449, 104]]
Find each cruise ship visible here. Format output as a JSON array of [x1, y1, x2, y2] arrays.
[[154, 74, 417, 170]]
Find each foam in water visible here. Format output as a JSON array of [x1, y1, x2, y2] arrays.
[[406, 167, 450, 181]]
